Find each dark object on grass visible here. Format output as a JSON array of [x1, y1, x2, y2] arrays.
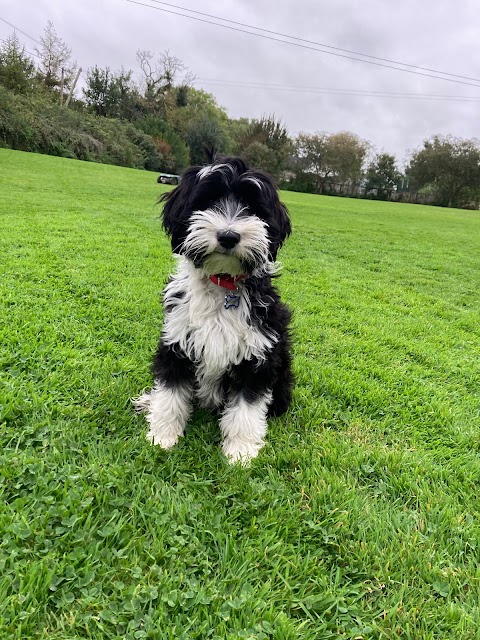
[[157, 173, 180, 185]]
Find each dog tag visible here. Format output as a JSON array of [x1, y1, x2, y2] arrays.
[[224, 293, 241, 309]]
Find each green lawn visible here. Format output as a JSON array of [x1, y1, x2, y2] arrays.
[[1, 149, 479, 639]]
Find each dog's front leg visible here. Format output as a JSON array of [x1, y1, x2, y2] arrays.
[[220, 391, 272, 464], [135, 382, 193, 449], [134, 343, 194, 449]]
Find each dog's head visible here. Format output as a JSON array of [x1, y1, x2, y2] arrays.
[[159, 157, 291, 276]]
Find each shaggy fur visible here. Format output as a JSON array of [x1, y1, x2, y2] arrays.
[[134, 156, 293, 463]]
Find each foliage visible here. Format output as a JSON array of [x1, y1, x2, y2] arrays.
[[0, 32, 36, 94], [407, 135, 480, 208], [186, 114, 230, 165], [292, 132, 330, 192], [325, 131, 369, 190], [365, 152, 402, 199], [83, 66, 141, 120], [290, 131, 369, 194], [226, 117, 250, 150], [1, 150, 480, 638], [1, 29, 229, 173], [3, 25, 480, 206], [34, 20, 77, 90], [134, 114, 190, 171], [235, 115, 293, 179], [0, 86, 162, 169], [240, 140, 276, 171], [170, 88, 230, 135]]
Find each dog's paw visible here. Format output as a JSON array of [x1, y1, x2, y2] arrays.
[[222, 438, 263, 465], [146, 428, 180, 450]]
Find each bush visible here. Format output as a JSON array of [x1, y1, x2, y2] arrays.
[[0, 86, 162, 170], [134, 114, 189, 171]]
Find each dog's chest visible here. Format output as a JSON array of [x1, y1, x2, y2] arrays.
[[162, 275, 276, 378], [164, 288, 252, 372]]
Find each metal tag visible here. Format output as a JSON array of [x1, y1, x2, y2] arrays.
[[224, 293, 241, 309]]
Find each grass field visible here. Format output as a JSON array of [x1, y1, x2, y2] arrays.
[[1, 148, 479, 639]]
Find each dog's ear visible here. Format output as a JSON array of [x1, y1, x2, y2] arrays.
[[271, 199, 292, 256], [267, 195, 291, 260], [159, 166, 199, 237], [236, 171, 292, 260]]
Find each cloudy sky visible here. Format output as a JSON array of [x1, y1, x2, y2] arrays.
[[2, 0, 480, 165]]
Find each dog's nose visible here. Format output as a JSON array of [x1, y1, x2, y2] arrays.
[[217, 230, 241, 249]]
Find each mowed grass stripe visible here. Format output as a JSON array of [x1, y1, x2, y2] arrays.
[[1, 149, 479, 639]]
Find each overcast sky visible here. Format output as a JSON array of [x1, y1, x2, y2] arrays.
[[2, 0, 480, 165]]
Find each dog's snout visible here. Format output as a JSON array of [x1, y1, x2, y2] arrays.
[[217, 230, 241, 249]]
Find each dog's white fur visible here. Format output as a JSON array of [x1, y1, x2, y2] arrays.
[[134, 381, 192, 450], [134, 159, 292, 464], [220, 391, 273, 461], [135, 258, 278, 462], [183, 199, 269, 276]]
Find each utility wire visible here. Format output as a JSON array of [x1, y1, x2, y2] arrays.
[[0, 16, 42, 45], [123, 0, 480, 89], [25, 48, 42, 59], [0, 17, 85, 70], [196, 78, 480, 102], [145, 0, 480, 85], [4, 7, 479, 103]]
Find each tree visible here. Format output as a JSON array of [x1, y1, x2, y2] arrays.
[[136, 49, 194, 117], [235, 115, 292, 179], [241, 141, 277, 173], [0, 32, 36, 94], [169, 87, 232, 163], [83, 66, 114, 117], [35, 21, 77, 91], [83, 66, 140, 119], [325, 131, 369, 192], [293, 132, 330, 192], [135, 113, 190, 171], [186, 115, 228, 165], [365, 152, 401, 199], [290, 131, 369, 194], [407, 135, 480, 208], [170, 87, 228, 136], [137, 49, 181, 97]]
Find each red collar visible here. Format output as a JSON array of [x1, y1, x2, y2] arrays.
[[209, 274, 247, 291]]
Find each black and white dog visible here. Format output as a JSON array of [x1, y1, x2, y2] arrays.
[[135, 157, 293, 463]]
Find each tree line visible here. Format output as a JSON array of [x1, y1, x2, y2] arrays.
[[1, 23, 480, 210]]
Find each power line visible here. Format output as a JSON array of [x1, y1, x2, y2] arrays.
[[195, 78, 480, 102], [0, 16, 42, 45], [144, 0, 480, 85], [25, 48, 41, 59], [4, 6, 479, 104], [197, 84, 480, 103], [0, 16, 42, 59], [123, 0, 480, 89]]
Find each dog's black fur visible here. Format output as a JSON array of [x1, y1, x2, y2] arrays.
[[161, 157, 291, 264], [137, 156, 294, 460], [152, 280, 293, 417]]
